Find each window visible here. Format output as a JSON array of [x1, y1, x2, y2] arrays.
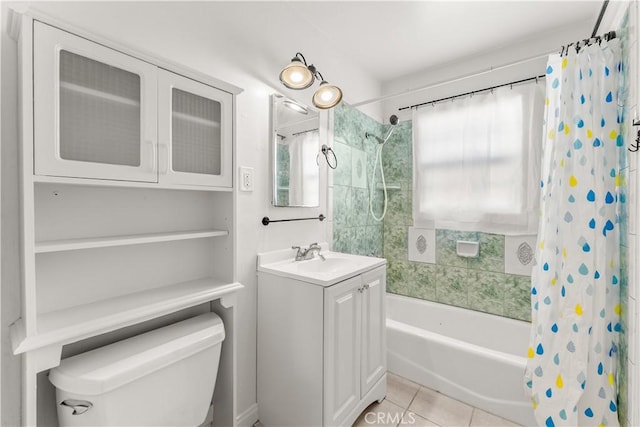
[[412, 83, 543, 234]]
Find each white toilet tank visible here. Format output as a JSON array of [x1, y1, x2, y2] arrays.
[[49, 312, 225, 427]]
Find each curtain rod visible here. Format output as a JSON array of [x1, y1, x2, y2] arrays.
[[351, 50, 553, 108], [354, 0, 613, 109], [399, 27, 617, 111], [592, 0, 610, 38], [398, 74, 545, 111]]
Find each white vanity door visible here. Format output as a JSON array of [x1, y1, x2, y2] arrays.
[[33, 22, 158, 182], [324, 276, 362, 427], [158, 70, 233, 187], [360, 266, 387, 397]]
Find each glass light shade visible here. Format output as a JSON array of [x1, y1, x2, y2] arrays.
[[283, 99, 308, 114], [279, 59, 314, 90], [312, 81, 343, 109]]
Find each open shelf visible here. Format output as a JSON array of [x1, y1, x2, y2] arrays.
[[33, 174, 233, 192], [35, 229, 228, 253], [11, 278, 243, 354]]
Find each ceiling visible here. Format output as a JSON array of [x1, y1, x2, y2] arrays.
[[283, 1, 604, 84], [20, 0, 606, 108]]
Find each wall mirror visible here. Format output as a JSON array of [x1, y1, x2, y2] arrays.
[[271, 94, 320, 207]]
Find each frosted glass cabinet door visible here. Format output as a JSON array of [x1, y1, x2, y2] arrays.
[[33, 22, 158, 182], [158, 70, 233, 187]]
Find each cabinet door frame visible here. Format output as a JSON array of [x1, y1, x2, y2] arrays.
[[158, 69, 233, 187], [33, 21, 158, 182], [324, 276, 362, 427], [360, 266, 387, 397]]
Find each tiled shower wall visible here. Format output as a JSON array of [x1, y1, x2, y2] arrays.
[[380, 121, 533, 322], [332, 103, 532, 322], [331, 103, 385, 257]]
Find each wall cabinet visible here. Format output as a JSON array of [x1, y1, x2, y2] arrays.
[[257, 264, 387, 427], [12, 12, 243, 426], [33, 21, 233, 188]]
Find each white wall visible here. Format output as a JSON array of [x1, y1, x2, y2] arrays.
[[371, 20, 594, 123], [0, 2, 381, 426]]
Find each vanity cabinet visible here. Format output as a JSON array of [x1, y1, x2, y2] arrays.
[[33, 21, 233, 188], [324, 268, 386, 426], [257, 261, 386, 427]]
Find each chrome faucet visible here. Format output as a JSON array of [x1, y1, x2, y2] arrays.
[[292, 243, 325, 261]]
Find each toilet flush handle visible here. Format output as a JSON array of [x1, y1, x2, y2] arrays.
[[60, 399, 93, 415]]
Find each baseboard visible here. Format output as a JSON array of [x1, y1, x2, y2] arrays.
[[235, 403, 259, 427]]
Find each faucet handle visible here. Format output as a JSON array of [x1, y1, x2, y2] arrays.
[[292, 245, 301, 250], [309, 242, 319, 247]]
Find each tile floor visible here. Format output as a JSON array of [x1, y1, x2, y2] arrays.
[[352, 372, 522, 427]]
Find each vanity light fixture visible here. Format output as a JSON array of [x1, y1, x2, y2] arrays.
[[279, 52, 343, 109]]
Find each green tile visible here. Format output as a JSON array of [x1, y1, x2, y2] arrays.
[[385, 187, 412, 227], [351, 187, 369, 227], [386, 260, 410, 295], [504, 301, 531, 322], [332, 185, 352, 226], [381, 122, 413, 184], [404, 262, 437, 301], [332, 141, 352, 186], [468, 233, 505, 272], [351, 226, 368, 256], [436, 229, 475, 268], [504, 274, 532, 305], [383, 225, 408, 262], [333, 225, 353, 253], [366, 225, 384, 258], [435, 266, 468, 308], [468, 270, 506, 316]]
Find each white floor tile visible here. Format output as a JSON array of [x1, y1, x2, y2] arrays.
[[470, 408, 520, 427], [353, 400, 407, 427], [386, 372, 420, 408], [408, 387, 473, 427]]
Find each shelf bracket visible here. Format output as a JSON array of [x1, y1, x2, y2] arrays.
[[27, 345, 63, 373], [220, 292, 238, 309]]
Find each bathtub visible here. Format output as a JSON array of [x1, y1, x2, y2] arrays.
[[386, 294, 536, 426]]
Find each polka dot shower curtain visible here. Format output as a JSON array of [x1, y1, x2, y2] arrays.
[[525, 39, 623, 427]]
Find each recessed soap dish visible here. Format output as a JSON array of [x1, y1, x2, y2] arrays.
[[456, 240, 479, 258]]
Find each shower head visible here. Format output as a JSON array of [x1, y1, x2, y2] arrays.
[[389, 114, 399, 126]]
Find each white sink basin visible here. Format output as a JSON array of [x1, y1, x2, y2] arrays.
[[291, 256, 352, 274], [257, 244, 386, 286]]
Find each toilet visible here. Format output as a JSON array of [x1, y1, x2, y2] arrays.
[[49, 312, 225, 427]]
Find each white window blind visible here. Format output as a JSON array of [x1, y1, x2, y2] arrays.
[[412, 82, 544, 234]]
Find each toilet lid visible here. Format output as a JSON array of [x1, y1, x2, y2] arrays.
[[49, 312, 224, 395]]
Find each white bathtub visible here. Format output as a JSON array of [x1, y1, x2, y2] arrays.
[[386, 294, 536, 426]]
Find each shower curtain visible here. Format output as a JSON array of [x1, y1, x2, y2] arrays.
[[525, 39, 622, 427], [288, 130, 319, 206]]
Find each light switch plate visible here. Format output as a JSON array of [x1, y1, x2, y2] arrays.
[[239, 166, 254, 192]]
